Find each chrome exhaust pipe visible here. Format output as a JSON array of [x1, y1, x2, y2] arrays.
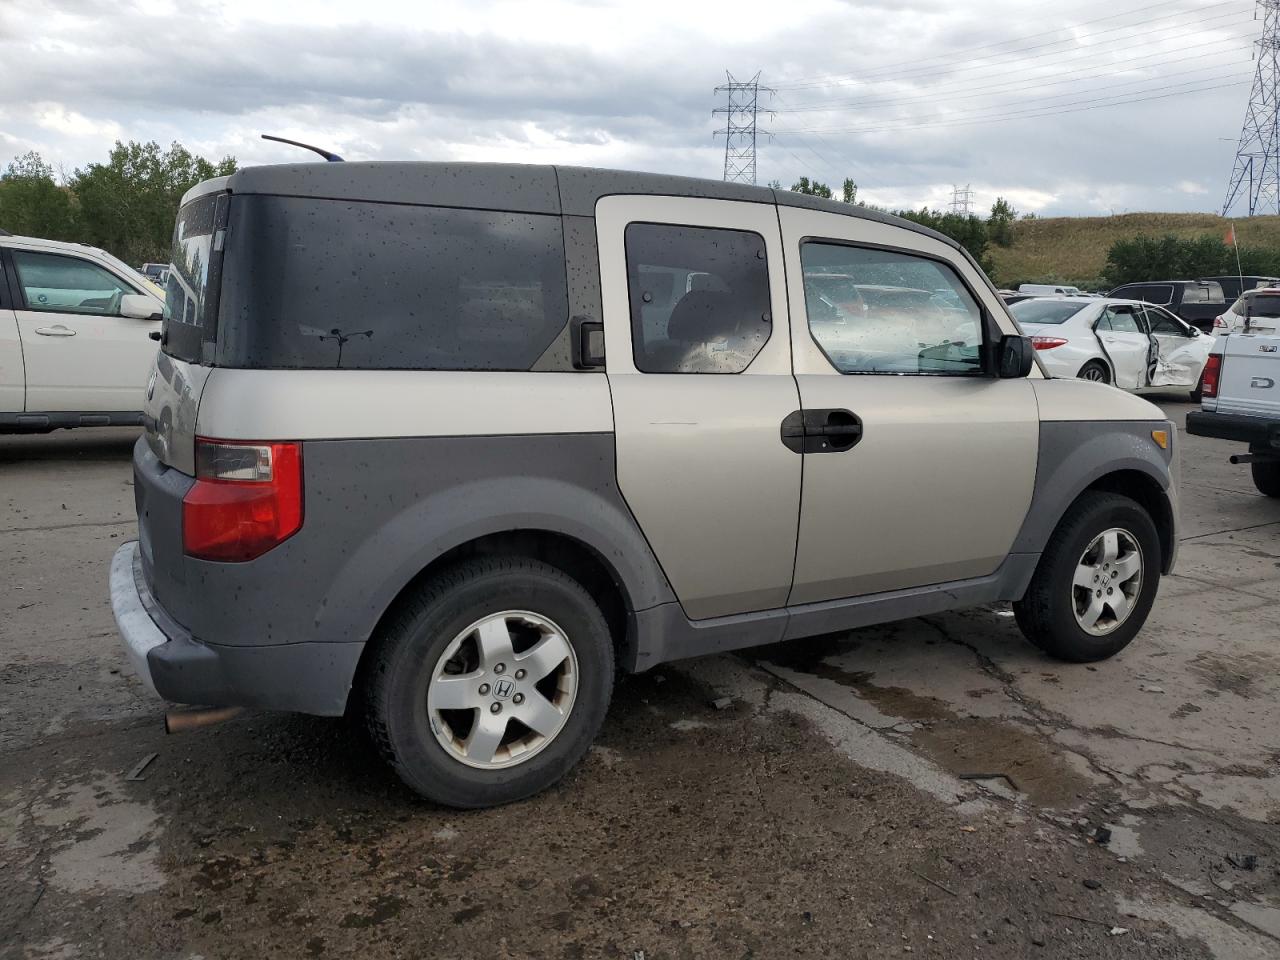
[[164, 706, 245, 734]]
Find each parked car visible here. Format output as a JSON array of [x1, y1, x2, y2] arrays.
[[110, 162, 1179, 808], [1, 234, 165, 432], [1019, 283, 1084, 296], [1187, 330, 1280, 497], [1106, 280, 1226, 334], [138, 262, 169, 286], [1199, 275, 1280, 302], [1010, 297, 1211, 395], [1212, 286, 1280, 335]]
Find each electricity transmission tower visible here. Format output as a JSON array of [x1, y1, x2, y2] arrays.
[[949, 184, 975, 215], [714, 72, 774, 184], [1222, 0, 1280, 216]]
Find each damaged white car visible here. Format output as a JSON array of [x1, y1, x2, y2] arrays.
[[1011, 297, 1212, 396]]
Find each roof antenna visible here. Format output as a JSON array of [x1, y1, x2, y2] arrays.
[[260, 134, 344, 162]]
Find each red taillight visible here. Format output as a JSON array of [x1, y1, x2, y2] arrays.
[[183, 439, 303, 561], [1214, 314, 1229, 329], [1200, 354, 1222, 400], [1030, 336, 1069, 350]]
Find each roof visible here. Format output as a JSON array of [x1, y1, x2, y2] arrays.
[[0, 234, 108, 256], [186, 161, 957, 251]]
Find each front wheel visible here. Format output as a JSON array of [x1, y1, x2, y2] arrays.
[[1253, 459, 1280, 498], [364, 557, 614, 808], [1013, 492, 1161, 662], [1077, 360, 1111, 384]]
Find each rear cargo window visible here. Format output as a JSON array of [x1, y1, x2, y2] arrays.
[[216, 196, 570, 371]]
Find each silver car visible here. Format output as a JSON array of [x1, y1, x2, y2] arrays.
[[110, 163, 1179, 807]]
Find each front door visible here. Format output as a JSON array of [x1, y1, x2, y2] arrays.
[[778, 205, 1039, 605], [1093, 303, 1150, 389], [597, 195, 802, 620], [1142, 305, 1208, 388], [8, 248, 158, 412]]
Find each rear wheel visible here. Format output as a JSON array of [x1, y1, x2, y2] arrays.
[[1077, 360, 1110, 384], [1252, 459, 1280, 498], [1014, 492, 1161, 662], [364, 557, 614, 808]]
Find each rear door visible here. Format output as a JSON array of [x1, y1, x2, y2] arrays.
[[0, 252, 22, 413], [1094, 304, 1149, 388], [1218, 335, 1280, 420], [8, 247, 158, 412], [1142, 305, 1209, 387], [778, 205, 1038, 604], [597, 195, 802, 620]]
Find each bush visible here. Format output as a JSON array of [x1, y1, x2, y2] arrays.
[[1103, 233, 1280, 287]]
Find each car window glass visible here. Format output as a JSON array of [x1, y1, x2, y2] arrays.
[[217, 196, 571, 371], [624, 223, 771, 374], [1145, 308, 1185, 335], [800, 242, 984, 375], [10, 250, 136, 316], [1103, 306, 1142, 333]]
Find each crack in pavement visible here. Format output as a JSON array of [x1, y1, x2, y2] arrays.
[[0, 519, 134, 534], [1180, 520, 1280, 542]]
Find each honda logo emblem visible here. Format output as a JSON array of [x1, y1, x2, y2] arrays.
[[493, 678, 514, 700]]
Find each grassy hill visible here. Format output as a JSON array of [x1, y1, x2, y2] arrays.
[[988, 212, 1280, 290]]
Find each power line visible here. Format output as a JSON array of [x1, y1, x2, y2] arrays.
[[1223, 0, 1280, 214], [776, 32, 1254, 114], [775, 76, 1250, 136], [781, 67, 1252, 134], [777, 0, 1250, 90]]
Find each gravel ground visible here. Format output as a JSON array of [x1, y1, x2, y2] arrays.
[[1, 396, 1278, 960]]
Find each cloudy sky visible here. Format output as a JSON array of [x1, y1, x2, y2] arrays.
[[0, 0, 1264, 215]]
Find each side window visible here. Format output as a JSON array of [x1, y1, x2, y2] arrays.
[[1145, 307, 1185, 336], [11, 250, 137, 316], [1102, 306, 1142, 333], [800, 241, 984, 375], [623, 223, 771, 374]]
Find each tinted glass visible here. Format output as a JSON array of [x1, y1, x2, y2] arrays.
[[801, 242, 984, 375], [624, 223, 771, 374], [1009, 299, 1088, 325], [1134, 285, 1173, 305], [11, 250, 138, 315], [1244, 293, 1280, 319], [218, 196, 569, 371], [164, 193, 221, 363]]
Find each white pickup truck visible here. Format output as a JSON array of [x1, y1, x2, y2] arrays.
[[1, 234, 165, 432], [1187, 328, 1280, 497]]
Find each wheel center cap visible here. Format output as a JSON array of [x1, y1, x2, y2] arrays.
[[492, 678, 515, 701]]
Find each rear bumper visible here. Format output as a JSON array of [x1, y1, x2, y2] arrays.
[[109, 540, 363, 716], [1186, 410, 1280, 448]]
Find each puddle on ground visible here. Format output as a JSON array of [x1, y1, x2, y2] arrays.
[[761, 648, 1099, 809]]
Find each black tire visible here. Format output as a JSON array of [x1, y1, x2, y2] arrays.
[[1013, 491, 1161, 663], [364, 556, 614, 808], [1253, 459, 1280, 498], [1077, 360, 1111, 384]]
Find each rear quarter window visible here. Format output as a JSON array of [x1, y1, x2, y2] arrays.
[[216, 196, 570, 371]]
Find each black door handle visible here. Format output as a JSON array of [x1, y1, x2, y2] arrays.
[[780, 409, 863, 454]]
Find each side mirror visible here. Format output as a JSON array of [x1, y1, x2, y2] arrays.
[[998, 334, 1034, 378], [121, 294, 163, 321]]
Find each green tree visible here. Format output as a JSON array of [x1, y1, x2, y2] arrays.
[[790, 176, 833, 199], [1101, 234, 1280, 286], [987, 197, 1018, 247], [842, 178, 857, 204], [70, 140, 236, 265], [0, 152, 78, 240], [895, 207, 996, 278]]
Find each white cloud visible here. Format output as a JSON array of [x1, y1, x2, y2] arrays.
[[0, 0, 1259, 214]]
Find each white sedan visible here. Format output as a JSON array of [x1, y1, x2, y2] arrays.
[[1009, 297, 1212, 394]]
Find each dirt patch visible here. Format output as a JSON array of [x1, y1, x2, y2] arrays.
[[1188, 653, 1275, 700]]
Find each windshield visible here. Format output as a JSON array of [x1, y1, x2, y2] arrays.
[[1009, 299, 1088, 325]]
